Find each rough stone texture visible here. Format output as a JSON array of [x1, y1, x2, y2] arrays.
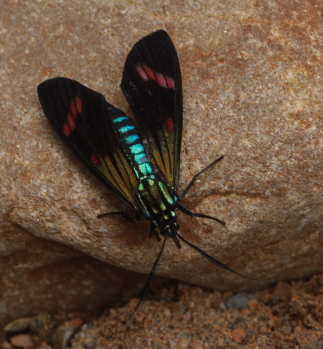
[[0, 223, 155, 328], [1, 0, 323, 325]]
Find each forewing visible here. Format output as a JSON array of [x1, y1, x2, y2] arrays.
[[121, 30, 183, 190], [38, 77, 139, 209]]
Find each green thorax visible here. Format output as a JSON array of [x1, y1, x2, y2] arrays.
[[136, 175, 180, 235]]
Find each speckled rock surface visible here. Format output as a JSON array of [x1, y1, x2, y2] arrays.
[[1, 0, 323, 324]]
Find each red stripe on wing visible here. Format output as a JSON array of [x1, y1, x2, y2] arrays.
[[63, 96, 83, 137], [136, 63, 176, 90]]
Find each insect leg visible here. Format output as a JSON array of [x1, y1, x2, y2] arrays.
[[176, 202, 226, 226], [97, 211, 140, 223], [130, 236, 167, 317], [149, 223, 161, 241], [176, 232, 256, 280], [179, 155, 224, 199]]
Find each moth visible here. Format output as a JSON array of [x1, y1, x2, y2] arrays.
[[38, 30, 253, 309]]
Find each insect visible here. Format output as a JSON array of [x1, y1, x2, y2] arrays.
[[38, 30, 253, 310]]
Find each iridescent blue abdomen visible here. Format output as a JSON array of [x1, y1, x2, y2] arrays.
[[112, 115, 180, 234], [112, 115, 154, 178]]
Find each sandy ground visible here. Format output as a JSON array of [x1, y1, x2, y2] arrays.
[[2, 274, 323, 349]]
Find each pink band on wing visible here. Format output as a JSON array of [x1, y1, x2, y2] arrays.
[[136, 63, 176, 89], [63, 121, 72, 137], [136, 64, 149, 81], [165, 76, 175, 89], [156, 72, 167, 88], [143, 64, 156, 80], [167, 118, 174, 131], [91, 154, 101, 165], [63, 95, 83, 137], [70, 95, 83, 117]]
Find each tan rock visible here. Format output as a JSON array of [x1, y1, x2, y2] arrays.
[[10, 334, 34, 349], [3, 317, 34, 332], [0, 226, 155, 327], [1, 0, 323, 325]]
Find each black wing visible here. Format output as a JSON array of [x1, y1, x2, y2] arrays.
[[121, 30, 183, 190], [38, 77, 140, 209]]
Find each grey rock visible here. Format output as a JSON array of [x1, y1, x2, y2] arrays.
[[225, 293, 253, 310]]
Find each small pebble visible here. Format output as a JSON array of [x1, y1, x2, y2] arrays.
[[30, 312, 53, 342], [3, 317, 34, 332], [10, 334, 34, 349], [232, 328, 246, 343], [36, 342, 52, 349], [191, 341, 204, 349], [273, 282, 292, 302], [0, 340, 12, 348], [225, 293, 253, 310], [53, 318, 82, 349]]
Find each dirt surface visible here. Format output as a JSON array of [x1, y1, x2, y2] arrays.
[[2, 274, 323, 349]]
